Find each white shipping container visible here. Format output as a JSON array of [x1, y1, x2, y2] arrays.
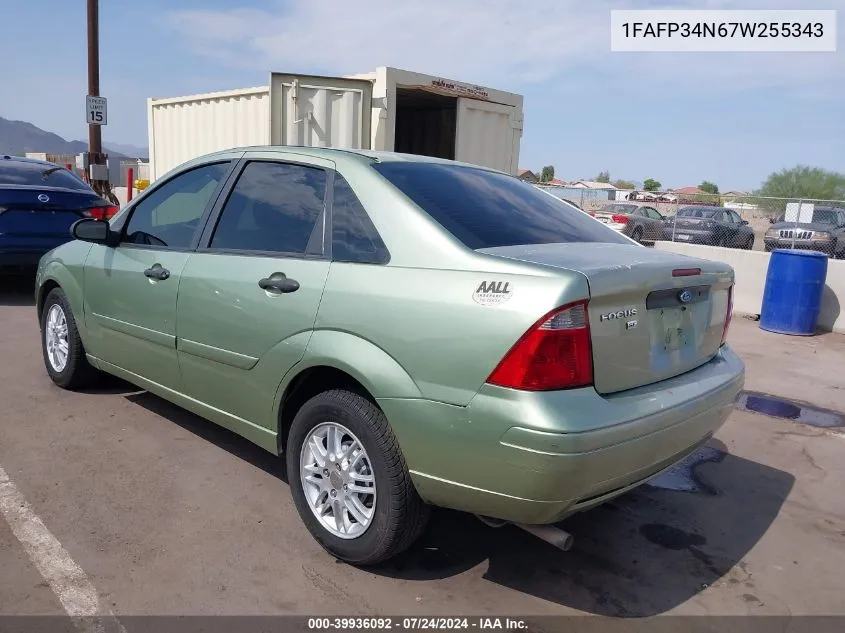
[[148, 66, 523, 180]]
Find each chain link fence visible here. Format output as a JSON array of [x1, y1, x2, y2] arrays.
[[538, 186, 845, 258]]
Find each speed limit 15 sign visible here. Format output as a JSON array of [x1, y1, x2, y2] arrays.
[[86, 95, 107, 126]]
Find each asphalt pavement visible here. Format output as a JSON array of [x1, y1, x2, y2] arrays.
[[1, 275, 844, 624]]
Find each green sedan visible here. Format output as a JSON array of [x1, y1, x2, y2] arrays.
[[35, 147, 745, 565]]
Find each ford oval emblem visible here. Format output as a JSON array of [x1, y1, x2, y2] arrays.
[[37, 194, 50, 203], [679, 289, 693, 304]]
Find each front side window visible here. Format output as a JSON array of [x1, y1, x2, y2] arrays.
[[124, 162, 230, 248], [331, 174, 389, 264], [210, 161, 326, 254], [372, 162, 630, 249]]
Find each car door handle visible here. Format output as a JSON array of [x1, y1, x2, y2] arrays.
[[258, 277, 300, 293], [144, 266, 170, 281]]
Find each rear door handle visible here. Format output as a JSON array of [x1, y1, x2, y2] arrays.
[[144, 266, 170, 281], [258, 277, 300, 293]]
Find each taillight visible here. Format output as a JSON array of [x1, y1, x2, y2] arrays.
[[85, 206, 119, 221], [589, 211, 596, 217], [611, 214, 629, 224], [721, 286, 734, 346], [487, 300, 593, 391]]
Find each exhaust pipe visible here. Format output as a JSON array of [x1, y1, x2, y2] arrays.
[[476, 515, 574, 552], [514, 523, 575, 552]]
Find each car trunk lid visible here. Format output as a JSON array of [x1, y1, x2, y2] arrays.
[[0, 187, 101, 237], [477, 242, 734, 395]]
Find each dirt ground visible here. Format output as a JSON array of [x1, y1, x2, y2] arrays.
[[1, 275, 844, 625]]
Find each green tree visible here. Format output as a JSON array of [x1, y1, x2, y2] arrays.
[[540, 165, 555, 183], [643, 178, 662, 192], [612, 179, 636, 190], [596, 170, 611, 183], [699, 181, 719, 195], [756, 165, 845, 201]]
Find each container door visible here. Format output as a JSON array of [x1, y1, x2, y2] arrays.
[[454, 98, 523, 175], [270, 73, 373, 150]]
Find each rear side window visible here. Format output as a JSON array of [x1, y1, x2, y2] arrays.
[[372, 163, 630, 249], [331, 175, 389, 264], [210, 161, 326, 255], [0, 161, 92, 192]]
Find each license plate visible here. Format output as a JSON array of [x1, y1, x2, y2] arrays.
[[664, 326, 687, 351], [676, 234, 690, 241], [598, 218, 609, 224]]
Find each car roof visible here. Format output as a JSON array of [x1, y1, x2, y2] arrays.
[[1, 154, 57, 168], [678, 205, 724, 212], [197, 145, 508, 175]]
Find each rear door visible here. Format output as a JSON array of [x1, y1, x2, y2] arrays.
[[175, 152, 333, 428], [269, 73, 373, 149], [455, 98, 522, 175]]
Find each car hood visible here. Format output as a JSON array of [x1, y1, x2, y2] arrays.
[[770, 222, 837, 231]]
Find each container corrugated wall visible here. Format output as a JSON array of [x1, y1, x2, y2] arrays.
[[148, 87, 270, 180]]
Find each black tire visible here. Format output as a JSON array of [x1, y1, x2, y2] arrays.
[[631, 227, 643, 243], [744, 235, 755, 250], [40, 287, 100, 390], [286, 389, 429, 566]]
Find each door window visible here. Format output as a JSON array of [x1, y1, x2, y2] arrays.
[[124, 162, 230, 248], [645, 207, 662, 220], [209, 161, 327, 255], [727, 210, 742, 224], [332, 174, 389, 264]]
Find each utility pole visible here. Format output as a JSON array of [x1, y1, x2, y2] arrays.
[[87, 0, 102, 158], [86, 0, 117, 203]]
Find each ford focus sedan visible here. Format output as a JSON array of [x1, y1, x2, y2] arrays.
[[35, 147, 744, 565]]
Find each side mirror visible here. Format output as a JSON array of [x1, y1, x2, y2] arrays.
[[740, 220, 749, 226], [71, 218, 111, 243], [769, 217, 775, 224]]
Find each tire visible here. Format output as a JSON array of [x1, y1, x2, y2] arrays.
[[744, 235, 754, 250], [631, 227, 643, 243], [286, 389, 429, 566], [40, 287, 100, 390]]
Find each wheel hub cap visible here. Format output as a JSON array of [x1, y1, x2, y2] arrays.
[[45, 304, 69, 373], [300, 422, 376, 539]]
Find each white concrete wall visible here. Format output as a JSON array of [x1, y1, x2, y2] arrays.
[[655, 242, 845, 334]]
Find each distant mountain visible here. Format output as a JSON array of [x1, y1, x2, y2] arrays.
[[0, 116, 147, 160], [102, 141, 148, 159]]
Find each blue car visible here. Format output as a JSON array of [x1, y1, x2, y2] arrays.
[[1, 155, 117, 274]]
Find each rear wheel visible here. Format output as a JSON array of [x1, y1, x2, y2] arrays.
[[40, 288, 100, 390], [286, 389, 429, 565], [631, 227, 643, 243]]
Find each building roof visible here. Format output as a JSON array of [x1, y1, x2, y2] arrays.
[[569, 180, 616, 189], [518, 168, 535, 177], [672, 186, 707, 195]]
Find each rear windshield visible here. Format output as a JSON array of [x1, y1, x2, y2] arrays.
[[677, 207, 719, 218], [0, 161, 92, 191], [603, 204, 636, 214], [372, 162, 630, 249]]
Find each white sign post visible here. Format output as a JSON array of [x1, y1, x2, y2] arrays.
[[86, 95, 107, 126]]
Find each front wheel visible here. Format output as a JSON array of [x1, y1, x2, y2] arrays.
[[40, 288, 100, 390], [744, 235, 755, 250], [286, 389, 429, 565], [631, 227, 643, 243]]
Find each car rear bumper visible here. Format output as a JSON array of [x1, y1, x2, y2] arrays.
[[0, 249, 51, 270], [663, 228, 718, 245], [380, 344, 744, 524]]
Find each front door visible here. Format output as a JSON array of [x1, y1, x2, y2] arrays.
[[175, 154, 333, 429], [83, 161, 234, 388]]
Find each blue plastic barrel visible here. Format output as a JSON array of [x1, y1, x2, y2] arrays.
[[760, 249, 828, 336]]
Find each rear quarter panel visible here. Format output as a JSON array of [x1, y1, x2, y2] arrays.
[[314, 260, 590, 406]]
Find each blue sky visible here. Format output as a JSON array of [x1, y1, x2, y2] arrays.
[[1, 0, 842, 191]]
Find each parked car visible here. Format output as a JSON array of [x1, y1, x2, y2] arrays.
[[35, 148, 744, 565], [663, 205, 755, 249], [592, 203, 666, 243], [764, 207, 845, 258], [1, 155, 118, 275]]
